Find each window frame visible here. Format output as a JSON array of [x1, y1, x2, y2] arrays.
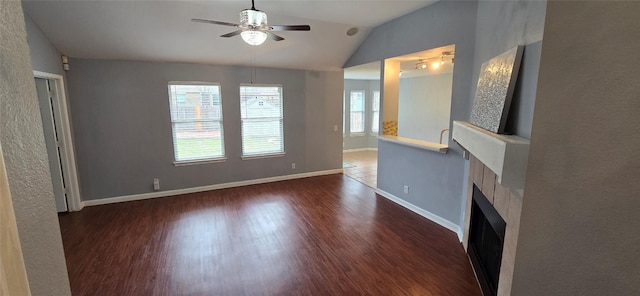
[[167, 81, 226, 165], [239, 84, 285, 159], [349, 90, 366, 135]]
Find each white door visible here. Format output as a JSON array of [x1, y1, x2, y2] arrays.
[[34, 77, 68, 212]]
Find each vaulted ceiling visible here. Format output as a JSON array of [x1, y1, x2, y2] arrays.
[[22, 0, 437, 71]]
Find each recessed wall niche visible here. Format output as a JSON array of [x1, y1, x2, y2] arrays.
[[389, 44, 456, 145]]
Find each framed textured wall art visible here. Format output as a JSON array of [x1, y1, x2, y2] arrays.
[[470, 45, 524, 134]]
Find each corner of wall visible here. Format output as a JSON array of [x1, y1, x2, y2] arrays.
[[0, 1, 72, 295]]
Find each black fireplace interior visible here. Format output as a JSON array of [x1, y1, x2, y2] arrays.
[[468, 184, 506, 296]]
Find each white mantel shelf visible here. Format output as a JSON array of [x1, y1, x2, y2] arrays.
[[379, 135, 448, 153], [452, 121, 529, 189]]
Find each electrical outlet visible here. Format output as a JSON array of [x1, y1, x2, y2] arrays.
[[333, 125, 338, 132], [403, 185, 409, 194], [153, 178, 160, 191], [291, 162, 296, 169]]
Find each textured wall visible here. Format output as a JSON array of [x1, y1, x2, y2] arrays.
[[65, 58, 343, 200], [398, 74, 453, 144], [0, 1, 71, 295], [512, 1, 640, 294], [345, 0, 478, 227]]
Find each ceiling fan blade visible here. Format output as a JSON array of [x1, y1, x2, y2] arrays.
[[191, 18, 238, 27], [220, 30, 243, 38], [266, 32, 285, 41], [270, 25, 311, 31]]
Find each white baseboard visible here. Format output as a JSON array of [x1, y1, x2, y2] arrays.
[[83, 169, 343, 207], [343, 148, 378, 152], [374, 189, 463, 242]]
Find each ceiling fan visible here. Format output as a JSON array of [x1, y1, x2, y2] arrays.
[[192, 0, 311, 46]]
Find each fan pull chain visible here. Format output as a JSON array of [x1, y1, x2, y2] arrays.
[[251, 45, 259, 84]]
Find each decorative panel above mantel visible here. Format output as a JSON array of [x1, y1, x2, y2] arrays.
[[452, 121, 529, 190]]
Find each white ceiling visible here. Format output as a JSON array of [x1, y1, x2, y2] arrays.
[[22, 0, 437, 71], [344, 44, 456, 80]]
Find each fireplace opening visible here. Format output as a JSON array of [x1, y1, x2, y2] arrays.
[[468, 184, 506, 296]]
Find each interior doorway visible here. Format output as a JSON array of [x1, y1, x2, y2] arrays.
[[33, 71, 82, 212], [342, 62, 381, 188]]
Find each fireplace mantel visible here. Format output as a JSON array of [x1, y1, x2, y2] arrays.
[[452, 121, 529, 190]]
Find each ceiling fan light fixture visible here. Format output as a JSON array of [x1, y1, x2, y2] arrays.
[[192, 0, 310, 45], [241, 30, 268, 46], [240, 9, 268, 28]]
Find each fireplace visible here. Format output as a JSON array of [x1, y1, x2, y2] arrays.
[[468, 184, 506, 296]]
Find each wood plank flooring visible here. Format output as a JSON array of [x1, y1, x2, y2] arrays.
[[59, 174, 481, 296]]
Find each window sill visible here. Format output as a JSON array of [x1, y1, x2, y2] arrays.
[[350, 133, 366, 137], [174, 158, 227, 166], [241, 152, 286, 160]]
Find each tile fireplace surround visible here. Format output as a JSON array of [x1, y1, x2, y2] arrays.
[[452, 120, 529, 296], [464, 155, 523, 296]]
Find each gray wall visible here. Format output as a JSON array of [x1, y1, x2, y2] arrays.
[[24, 14, 65, 75], [343, 79, 379, 150], [65, 58, 343, 200], [304, 70, 345, 172], [398, 74, 453, 144], [345, 0, 478, 225], [0, 1, 72, 295], [471, 0, 546, 139], [512, 1, 640, 294]]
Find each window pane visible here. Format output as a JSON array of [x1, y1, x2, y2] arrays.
[[372, 111, 380, 133], [169, 85, 222, 121], [168, 83, 225, 162], [172, 121, 224, 161], [372, 91, 380, 132], [350, 91, 365, 133], [350, 91, 364, 112], [240, 85, 284, 156], [372, 91, 380, 112], [242, 119, 283, 155]]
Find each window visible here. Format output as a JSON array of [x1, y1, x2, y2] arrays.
[[343, 91, 346, 135], [168, 83, 225, 163], [350, 91, 365, 133], [372, 91, 380, 133], [240, 85, 284, 157]]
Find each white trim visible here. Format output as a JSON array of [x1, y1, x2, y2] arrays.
[[168, 81, 220, 86], [33, 71, 84, 212], [173, 158, 227, 166], [241, 152, 286, 160], [343, 148, 378, 152], [83, 169, 343, 207], [374, 189, 462, 241]]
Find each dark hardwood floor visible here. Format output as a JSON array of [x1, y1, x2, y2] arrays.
[[59, 174, 481, 296]]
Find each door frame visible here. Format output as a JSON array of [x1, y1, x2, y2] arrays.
[[33, 71, 83, 211]]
